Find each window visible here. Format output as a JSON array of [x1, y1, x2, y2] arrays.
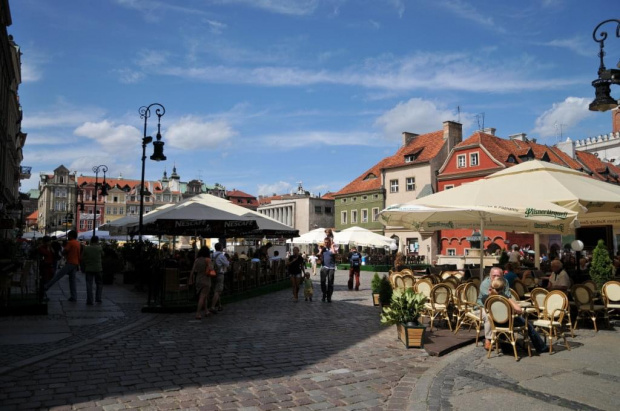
[[372, 207, 379, 222], [314, 206, 322, 214], [361, 209, 368, 223], [55, 188, 67, 198], [106, 207, 111, 214], [373, 194, 379, 199], [80, 220, 85, 230], [351, 210, 358, 224], [113, 196, 119, 203], [390, 179, 399, 193], [119, 207, 124, 215], [163, 194, 170, 202], [362, 195, 368, 201], [445, 185, 454, 190], [457, 155, 466, 168], [341, 211, 347, 224], [405, 154, 416, 162], [406, 177, 416, 191], [342, 198, 347, 203], [447, 249, 456, 256], [156, 195, 162, 201], [352, 197, 357, 202], [470, 152, 479, 166], [325, 206, 332, 214]]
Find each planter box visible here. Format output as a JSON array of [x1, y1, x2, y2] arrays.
[[372, 293, 380, 306], [397, 323, 426, 348]]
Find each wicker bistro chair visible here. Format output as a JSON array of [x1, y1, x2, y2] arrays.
[[602, 280, 620, 320], [571, 284, 608, 332], [525, 287, 549, 320], [485, 295, 532, 361], [401, 274, 415, 291], [390, 272, 403, 289], [393, 275, 406, 291], [532, 290, 571, 354], [425, 283, 454, 331], [512, 279, 530, 299], [453, 282, 482, 346], [414, 278, 433, 299]]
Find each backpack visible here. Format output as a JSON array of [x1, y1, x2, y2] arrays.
[[350, 252, 361, 267]]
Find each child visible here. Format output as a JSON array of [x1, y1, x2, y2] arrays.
[[303, 271, 314, 302]]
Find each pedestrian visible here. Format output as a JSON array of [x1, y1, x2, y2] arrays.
[[189, 246, 213, 319], [308, 252, 319, 276], [286, 246, 305, 301], [319, 236, 338, 302], [348, 247, 362, 291], [81, 235, 104, 305], [44, 230, 81, 302], [37, 236, 54, 285], [210, 242, 229, 314], [303, 271, 314, 301]]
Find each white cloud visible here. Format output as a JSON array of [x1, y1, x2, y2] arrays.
[[73, 120, 142, 156], [22, 103, 106, 129], [532, 97, 593, 138], [374, 98, 469, 140], [387, 0, 405, 18], [206, 19, 227, 34], [434, 0, 503, 33], [114, 68, 145, 84], [257, 181, 293, 196], [21, 61, 42, 82], [165, 116, 237, 150], [261, 130, 380, 148], [538, 35, 592, 57], [214, 0, 319, 16]]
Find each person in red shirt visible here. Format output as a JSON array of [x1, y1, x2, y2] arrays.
[[44, 230, 81, 302]]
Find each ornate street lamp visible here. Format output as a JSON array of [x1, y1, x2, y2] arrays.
[[75, 187, 85, 232], [138, 103, 166, 241], [92, 165, 109, 238], [589, 19, 620, 112]]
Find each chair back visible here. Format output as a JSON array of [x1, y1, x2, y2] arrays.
[[429, 274, 441, 284], [581, 280, 597, 294], [530, 287, 548, 311], [543, 290, 569, 321], [414, 278, 433, 298], [463, 282, 479, 305], [400, 268, 414, 276], [470, 277, 481, 289], [454, 283, 468, 303], [571, 284, 594, 309], [401, 274, 415, 290], [512, 279, 527, 299], [522, 272, 536, 288], [430, 283, 452, 307], [509, 288, 519, 301], [602, 280, 620, 304], [389, 272, 401, 287], [394, 275, 406, 290], [485, 295, 514, 328]]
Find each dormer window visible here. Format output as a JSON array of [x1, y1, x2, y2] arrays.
[[405, 154, 416, 163], [363, 173, 377, 180]]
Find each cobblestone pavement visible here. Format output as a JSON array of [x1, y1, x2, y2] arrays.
[[0, 271, 438, 410], [1, 271, 619, 410]]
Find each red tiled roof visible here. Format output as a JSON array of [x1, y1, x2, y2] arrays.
[[321, 192, 336, 200], [77, 176, 163, 192], [258, 195, 283, 205], [227, 189, 256, 198], [334, 129, 447, 196], [26, 210, 37, 220]]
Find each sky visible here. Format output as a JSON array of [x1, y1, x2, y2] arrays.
[[9, 0, 620, 198]]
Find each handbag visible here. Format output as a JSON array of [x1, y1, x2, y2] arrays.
[[206, 258, 217, 277]]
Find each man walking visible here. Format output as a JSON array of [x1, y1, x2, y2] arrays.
[[82, 235, 104, 305], [44, 230, 81, 301], [348, 247, 362, 291], [319, 236, 338, 302]]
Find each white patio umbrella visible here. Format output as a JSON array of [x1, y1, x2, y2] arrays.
[[21, 231, 44, 240], [288, 228, 327, 244], [333, 226, 395, 248]]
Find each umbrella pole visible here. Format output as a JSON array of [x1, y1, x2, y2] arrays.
[[479, 217, 485, 279], [534, 233, 540, 269]]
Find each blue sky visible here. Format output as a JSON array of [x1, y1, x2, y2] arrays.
[[10, 0, 620, 197]]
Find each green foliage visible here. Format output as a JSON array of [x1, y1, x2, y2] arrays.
[[380, 288, 427, 326], [378, 275, 393, 306], [589, 239, 614, 290], [371, 272, 382, 293]]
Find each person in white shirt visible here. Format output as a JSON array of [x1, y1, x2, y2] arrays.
[[308, 253, 319, 276]]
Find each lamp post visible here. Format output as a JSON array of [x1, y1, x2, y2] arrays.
[[138, 103, 167, 241], [589, 19, 620, 112], [65, 211, 73, 238], [92, 165, 109, 239], [75, 187, 84, 233]]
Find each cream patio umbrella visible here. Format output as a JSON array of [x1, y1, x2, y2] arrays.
[[334, 226, 395, 248], [288, 228, 328, 245]]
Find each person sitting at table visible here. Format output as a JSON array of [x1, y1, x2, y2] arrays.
[[477, 267, 547, 353], [547, 259, 570, 292], [503, 263, 518, 288]]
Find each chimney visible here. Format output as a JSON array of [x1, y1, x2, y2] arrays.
[[482, 127, 496, 136], [509, 133, 528, 142], [443, 121, 463, 151], [556, 137, 576, 159], [402, 132, 418, 146], [613, 108, 620, 134]]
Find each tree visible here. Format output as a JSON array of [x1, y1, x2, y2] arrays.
[[589, 239, 614, 290]]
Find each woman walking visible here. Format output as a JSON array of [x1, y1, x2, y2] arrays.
[[189, 246, 213, 319], [287, 246, 305, 302]]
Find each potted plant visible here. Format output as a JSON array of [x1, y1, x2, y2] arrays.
[[589, 239, 614, 290], [380, 288, 427, 348], [378, 274, 393, 307], [371, 272, 382, 306]]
